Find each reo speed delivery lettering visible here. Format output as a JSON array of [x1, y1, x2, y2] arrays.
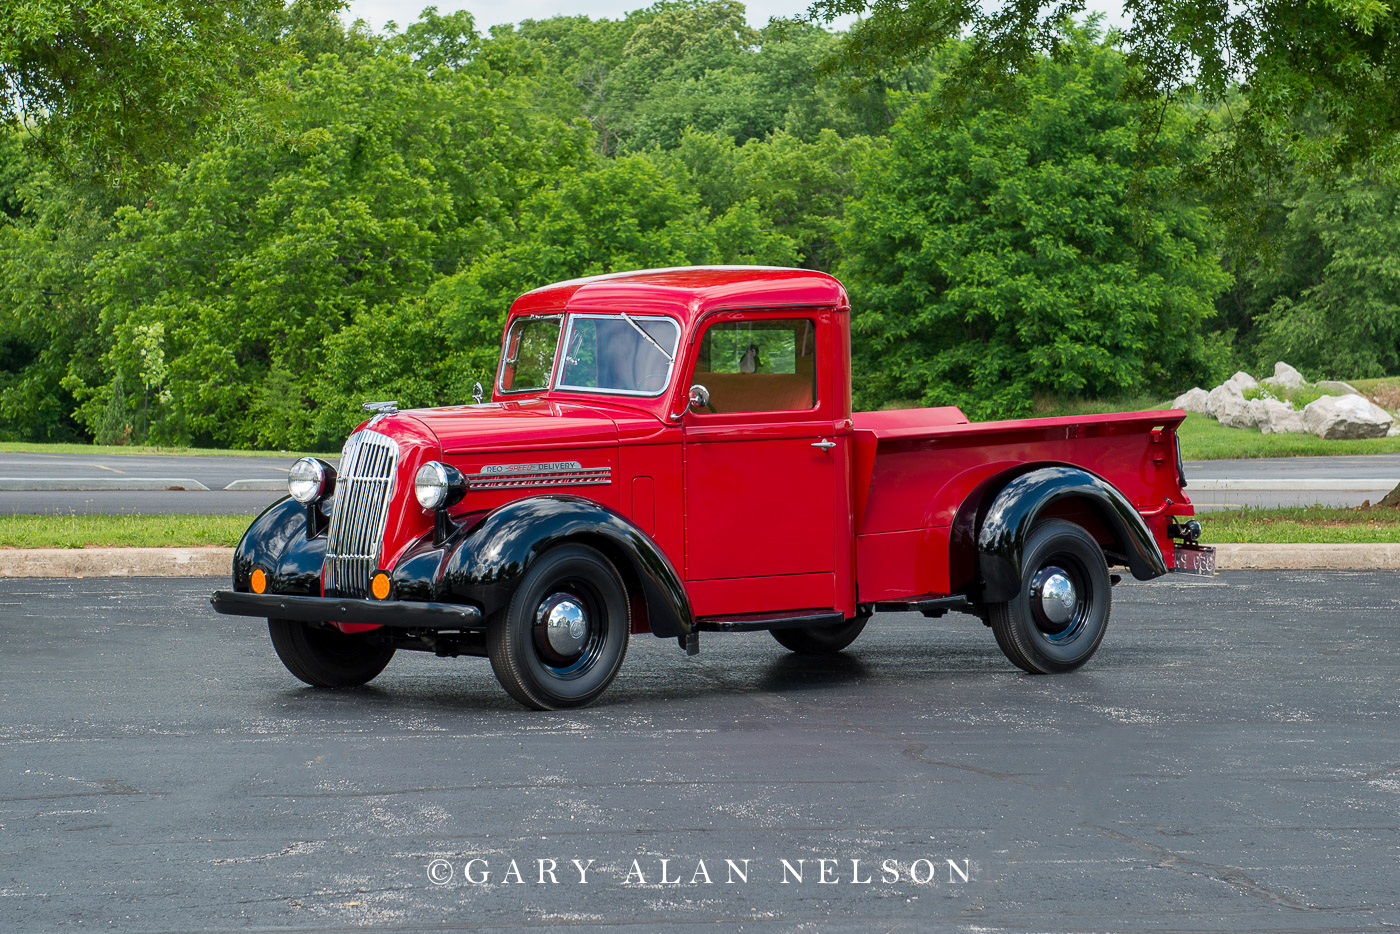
[[212, 266, 1214, 709]]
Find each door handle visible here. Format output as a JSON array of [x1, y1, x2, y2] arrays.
[[811, 439, 836, 451]]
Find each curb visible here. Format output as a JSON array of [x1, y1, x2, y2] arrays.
[[0, 548, 232, 578], [222, 479, 286, 491], [1, 544, 1398, 578], [1211, 543, 1400, 570]]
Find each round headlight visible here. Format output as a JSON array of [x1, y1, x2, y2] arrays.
[[288, 457, 329, 504], [415, 461, 466, 510]]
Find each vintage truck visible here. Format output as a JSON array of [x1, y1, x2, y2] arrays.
[[212, 266, 1212, 709]]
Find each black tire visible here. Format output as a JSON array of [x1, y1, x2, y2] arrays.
[[987, 519, 1111, 674], [487, 544, 630, 710], [267, 619, 395, 687], [771, 615, 869, 655]]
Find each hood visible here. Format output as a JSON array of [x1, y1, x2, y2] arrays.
[[397, 398, 620, 453]]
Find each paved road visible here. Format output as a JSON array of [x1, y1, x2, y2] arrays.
[[0, 489, 278, 515], [1185, 454, 1400, 510], [2, 573, 1397, 932], [5, 451, 1400, 515], [0, 452, 297, 515], [0, 451, 293, 486]]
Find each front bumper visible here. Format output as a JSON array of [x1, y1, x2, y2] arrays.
[[210, 591, 483, 629]]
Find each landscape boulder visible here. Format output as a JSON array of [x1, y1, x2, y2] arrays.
[[1214, 391, 1257, 429], [1223, 371, 1258, 393], [1315, 379, 1359, 396], [1301, 393, 1393, 439], [1206, 370, 1257, 422], [1171, 387, 1210, 414], [1250, 398, 1304, 434], [1261, 361, 1306, 390]]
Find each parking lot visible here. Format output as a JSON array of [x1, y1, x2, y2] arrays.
[[2, 572, 1398, 932]]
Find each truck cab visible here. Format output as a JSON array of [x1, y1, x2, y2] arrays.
[[213, 266, 1210, 709]]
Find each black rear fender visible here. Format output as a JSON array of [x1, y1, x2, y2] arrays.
[[972, 466, 1167, 603]]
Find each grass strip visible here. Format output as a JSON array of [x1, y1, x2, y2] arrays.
[[4, 506, 1398, 549], [1200, 505, 1400, 543], [1176, 414, 1400, 460], [0, 514, 253, 549]]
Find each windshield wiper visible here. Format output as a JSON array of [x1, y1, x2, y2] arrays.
[[619, 312, 673, 362]]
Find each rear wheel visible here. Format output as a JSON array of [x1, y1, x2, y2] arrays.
[[487, 545, 630, 710], [267, 619, 395, 687], [987, 519, 1110, 674], [771, 615, 869, 655]]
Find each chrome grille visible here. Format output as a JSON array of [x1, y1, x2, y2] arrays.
[[323, 429, 399, 597]]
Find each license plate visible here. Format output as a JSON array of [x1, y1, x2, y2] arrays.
[[1173, 543, 1216, 576]]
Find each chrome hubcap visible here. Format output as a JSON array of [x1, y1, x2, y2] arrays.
[[538, 593, 589, 657], [1031, 566, 1077, 626]]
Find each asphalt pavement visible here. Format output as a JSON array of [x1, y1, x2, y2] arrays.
[[2, 573, 1398, 932]]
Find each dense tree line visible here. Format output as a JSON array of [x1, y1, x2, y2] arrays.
[[0, 1, 1396, 447]]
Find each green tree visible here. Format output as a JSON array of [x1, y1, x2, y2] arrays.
[[0, 130, 105, 442], [805, 0, 1400, 198], [659, 127, 878, 270], [74, 32, 589, 449], [311, 153, 799, 440], [841, 28, 1228, 418], [1251, 177, 1400, 379], [0, 0, 346, 189]]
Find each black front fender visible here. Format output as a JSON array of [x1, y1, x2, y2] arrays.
[[977, 466, 1167, 603], [396, 495, 693, 638], [232, 496, 327, 596]]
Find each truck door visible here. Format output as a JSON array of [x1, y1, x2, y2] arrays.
[[681, 312, 840, 616]]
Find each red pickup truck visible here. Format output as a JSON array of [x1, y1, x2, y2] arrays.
[[212, 266, 1211, 709]]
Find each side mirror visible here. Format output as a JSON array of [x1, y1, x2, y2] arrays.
[[687, 384, 710, 412]]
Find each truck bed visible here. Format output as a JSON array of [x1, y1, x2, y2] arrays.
[[850, 407, 1189, 602]]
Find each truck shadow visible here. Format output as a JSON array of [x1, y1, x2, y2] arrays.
[[753, 653, 874, 693]]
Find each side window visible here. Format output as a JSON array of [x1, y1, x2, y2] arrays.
[[498, 315, 562, 394], [693, 318, 816, 414]]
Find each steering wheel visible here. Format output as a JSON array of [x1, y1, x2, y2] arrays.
[[636, 371, 668, 393]]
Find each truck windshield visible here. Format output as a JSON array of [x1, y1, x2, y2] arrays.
[[498, 315, 562, 394], [556, 314, 680, 397]]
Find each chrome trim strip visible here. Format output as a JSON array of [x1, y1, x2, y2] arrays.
[[466, 462, 611, 490]]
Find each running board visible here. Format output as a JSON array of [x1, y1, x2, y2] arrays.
[[869, 594, 970, 618], [695, 609, 844, 633]]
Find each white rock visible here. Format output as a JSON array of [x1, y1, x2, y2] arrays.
[[1226, 370, 1257, 391], [1315, 379, 1359, 396], [1171, 387, 1210, 414], [1215, 392, 1257, 429], [1301, 393, 1393, 439], [1389, 425, 1400, 437], [1261, 361, 1306, 390], [1253, 397, 1304, 434]]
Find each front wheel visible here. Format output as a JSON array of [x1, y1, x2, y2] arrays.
[[487, 544, 630, 710], [267, 619, 395, 687], [987, 519, 1111, 674], [770, 615, 869, 655]]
